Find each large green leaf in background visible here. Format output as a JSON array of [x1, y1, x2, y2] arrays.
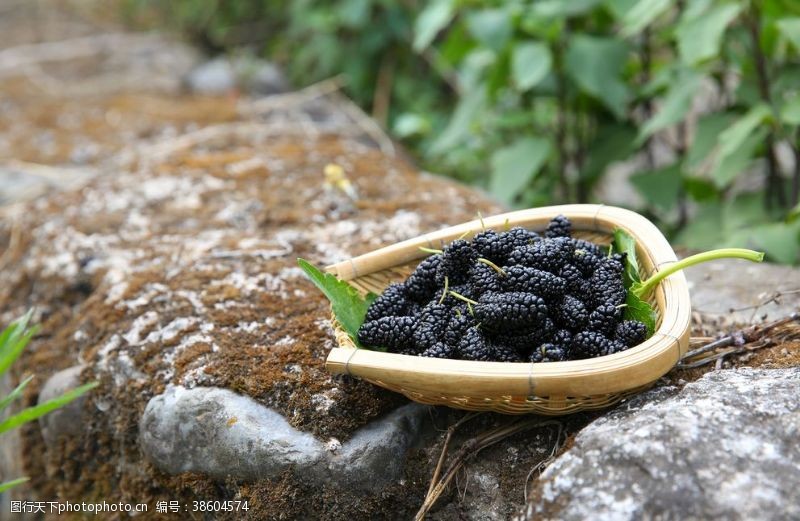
[[565, 35, 630, 119], [630, 163, 683, 213], [637, 71, 702, 143], [686, 112, 737, 171], [711, 127, 767, 188], [620, 0, 673, 36], [676, 3, 742, 65], [489, 137, 551, 204], [413, 0, 455, 51], [717, 104, 772, 159], [466, 8, 512, 51], [429, 88, 485, 154], [531, 0, 602, 18], [511, 41, 552, 91], [776, 17, 800, 50], [780, 93, 800, 125]]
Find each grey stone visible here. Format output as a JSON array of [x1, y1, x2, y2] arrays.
[[238, 60, 288, 96], [329, 403, 426, 490], [684, 260, 800, 322], [521, 367, 800, 521], [140, 385, 429, 487], [184, 58, 236, 95], [140, 385, 325, 480], [184, 56, 288, 96], [37, 365, 88, 446]]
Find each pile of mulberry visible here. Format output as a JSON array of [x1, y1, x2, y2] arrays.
[[356, 214, 649, 362]]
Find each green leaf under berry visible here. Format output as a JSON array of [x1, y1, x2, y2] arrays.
[[610, 228, 657, 336], [623, 290, 657, 336], [611, 228, 641, 288], [297, 258, 377, 347]]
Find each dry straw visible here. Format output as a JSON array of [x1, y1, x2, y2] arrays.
[[325, 204, 690, 415]]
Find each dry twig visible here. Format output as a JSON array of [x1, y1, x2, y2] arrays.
[[415, 418, 562, 520], [679, 312, 800, 369]]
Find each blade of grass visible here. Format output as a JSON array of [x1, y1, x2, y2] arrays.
[[0, 477, 29, 493], [0, 381, 98, 435], [0, 325, 39, 375], [0, 375, 34, 412]]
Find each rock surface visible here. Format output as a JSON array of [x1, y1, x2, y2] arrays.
[[522, 367, 800, 521], [140, 386, 427, 488], [36, 365, 87, 447]]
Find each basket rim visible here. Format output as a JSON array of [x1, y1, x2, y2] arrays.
[[324, 204, 691, 398]]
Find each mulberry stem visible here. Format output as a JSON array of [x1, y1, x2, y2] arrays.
[[448, 291, 478, 306], [438, 276, 449, 305], [419, 246, 443, 254], [477, 257, 506, 276], [634, 248, 764, 299]]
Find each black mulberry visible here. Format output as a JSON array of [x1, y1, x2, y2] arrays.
[[438, 239, 478, 283], [588, 304, 622, 335], [357, 316, 416, 352], [459, 327, 494, 361], [554, 295, 588, 331], [474, 292, 549, 330], [469, 262, 503, 296], [444, 313, 474, 348], [588, 257, 627, 308], [472, 229, 513, 264], [365, 283, 414, 322], [559, 263, 588, 296], [420, 342, 456, 359], [615, 320, 647, 347], [529, 343, 567, 362], [545, 215, 571, 238], [501, 227, 539, 250], [502, 266, 566, 300], [405, 255, 442, 302], [508, 237, 574, 272], [570, 331, 616, 359], [412, 302, 450, 351]]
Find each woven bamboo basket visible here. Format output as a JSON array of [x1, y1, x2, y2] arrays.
[[325, 204, 691, 415]]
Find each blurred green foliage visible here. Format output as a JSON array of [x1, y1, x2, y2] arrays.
[[128, 0, 800, 263]]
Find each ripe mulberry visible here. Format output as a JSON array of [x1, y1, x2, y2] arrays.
[[438, 239, 478, 283], [405, 255, 442, 302], [588, 304, 622, 335], [570, 331, 616, 359], [357, 316, 416, 351], [472, 229, 513, 264], [459, 327, 494, 361], [469, 262, 502, 296], [412, 302, 451, 351], [508, 237, 574, 272], [444, 313, 474, 348], [554, 295, 588, 331], [559, 263, 588, 296], [589, 257, 627, 308], [366, 283, 414, 322], [544, 214, 571, 238], [474, 292, 549, 330], [495, 319, 555, 352], [529, 343, 567, 362], [503, 266, 566, 300], [420, 342, 456, 359], [502, 227, 539, 250], [615, 320, 647, 347]]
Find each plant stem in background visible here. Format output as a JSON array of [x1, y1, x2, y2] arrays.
[[634, 248, 765, 299], [747, 7, 786, 210]]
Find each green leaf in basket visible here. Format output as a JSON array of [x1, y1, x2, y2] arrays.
[[611, 228, 641, 289], [623, 291, 657, 337], [297, 258, 377, 348], [610, 228, 656, 336]]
